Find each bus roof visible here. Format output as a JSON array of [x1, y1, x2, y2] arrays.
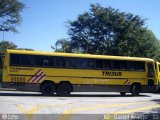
[[6, 49, 154, 62]]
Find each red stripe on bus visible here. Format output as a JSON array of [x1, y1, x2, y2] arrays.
[[35, 74, 46, 83], [124, 80, 128, 85], [28, 70, 43, 82], [28, 69, 42, 82], [33, 72, 45, 82], [30, 70, 44, 82], [127, 82, 131, 85]]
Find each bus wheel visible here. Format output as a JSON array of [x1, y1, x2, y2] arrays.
[[131, 84, 140, 96], [57, 82, 72, 96], [120, 92, 126, 96], [40, 82, 55, 96]]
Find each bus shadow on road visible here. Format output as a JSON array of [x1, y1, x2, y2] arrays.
[[0, 92, 150, 97], [0, 92, 43, 97], [68, 94, 149, 97], [131, 99, 160, 119]]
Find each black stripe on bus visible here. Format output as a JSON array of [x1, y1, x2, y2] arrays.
[[9, 74, 145, 80]]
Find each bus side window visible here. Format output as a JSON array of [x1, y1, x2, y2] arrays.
[[68, 58, 77, 69], [103, 60, 111, 70], [34, 55, 43, 67], [34, 55, 55, 67], [77, 59, 87, 69], [10, 54, 21, 66], [55, 57, 65, 68], [128, 61, 145, 71], [148, 63, 154, 77], [96, 59, 103, 69], [21, 55, 33, 67], [74, 58, 95, 69], [135, 62, 145, 71], [113, 60, 127, 70], [43, 56, 54, 67], [86, 59, 95, 69]]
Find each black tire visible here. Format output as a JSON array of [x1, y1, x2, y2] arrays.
[[131, 85, 140, 96], [57, 82, 72, 96], [40, 82, 55, 96], [120, 92, 126, 96]]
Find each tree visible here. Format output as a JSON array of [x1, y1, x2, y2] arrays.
[[54, 4, 160, 60], [139, 30, 160, 60], [0, 40, 17, 54], [16, 48, 34, 51], [53, 39, 71, 52], [0, 0, 25, 33], [0, 40, 17, 71], [0, 40, 34, 70]]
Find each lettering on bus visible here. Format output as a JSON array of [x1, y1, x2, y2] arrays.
[[10, 67, 34, 72], [102, 71, 122, 76]]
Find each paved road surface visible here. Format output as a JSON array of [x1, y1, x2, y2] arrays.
[[0, 91, 160, 120]]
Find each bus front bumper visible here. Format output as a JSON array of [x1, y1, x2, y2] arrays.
[[141, 85, 159, 93]]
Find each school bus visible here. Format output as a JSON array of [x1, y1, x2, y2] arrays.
[[0, 49, 159, 96]]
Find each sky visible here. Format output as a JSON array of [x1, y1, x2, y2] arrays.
[[0, 0, 159, 51]]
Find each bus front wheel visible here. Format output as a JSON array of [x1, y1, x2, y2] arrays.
[[40, 82, 55, 96], [131, 84, 140, 96], [57, 82, 72, 96]]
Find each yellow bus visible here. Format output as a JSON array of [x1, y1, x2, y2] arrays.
[[1, 49, 159, 96]]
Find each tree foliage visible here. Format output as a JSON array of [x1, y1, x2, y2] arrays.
[[0, 40, 17, 54], [54, 4, 160, 60], [0, 0, 24, 32], [0, 40, 17, 70], [0, 40, 34, 69], [53, 38, 71, 52]]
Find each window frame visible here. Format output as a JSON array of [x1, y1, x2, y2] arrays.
[[9, 53, 146, 72]]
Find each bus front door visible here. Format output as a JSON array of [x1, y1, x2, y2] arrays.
[[147, 63, 155, 86]]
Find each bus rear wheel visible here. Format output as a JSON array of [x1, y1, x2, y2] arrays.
[[57, 82, 72, 96], [131, 84, 140, 96], [40, 82, 55, 96]]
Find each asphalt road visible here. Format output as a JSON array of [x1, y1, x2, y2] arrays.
[[0, 91, 160, 120]]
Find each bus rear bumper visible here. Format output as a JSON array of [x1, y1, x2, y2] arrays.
[[2, 82, 40, 92]]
